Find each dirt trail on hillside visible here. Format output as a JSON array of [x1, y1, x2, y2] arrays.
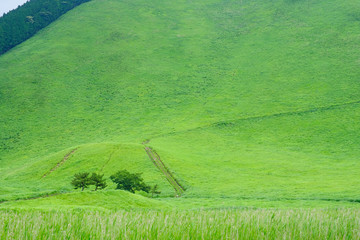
[[143, 142, 184, 197], [42, 148, 78, 178]]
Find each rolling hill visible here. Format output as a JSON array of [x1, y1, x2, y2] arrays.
[[0, 0, 359, 210]]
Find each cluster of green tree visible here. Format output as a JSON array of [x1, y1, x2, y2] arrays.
[[71, 172, 107, 191], [71, 170, 161, 197], [0, 0, 90, 55]]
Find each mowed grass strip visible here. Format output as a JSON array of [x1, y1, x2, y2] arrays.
[[1, 208, 360, 239]]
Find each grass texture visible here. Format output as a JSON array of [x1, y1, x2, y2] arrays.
[[1, 208, 360, 239], [0, 0, 359, 209]]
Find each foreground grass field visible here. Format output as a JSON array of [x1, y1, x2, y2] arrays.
[[1, 209, 360, 239]]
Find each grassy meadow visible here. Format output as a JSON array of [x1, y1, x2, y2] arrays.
[[0, 0, 360, 238], [1, 208, 360, 239]]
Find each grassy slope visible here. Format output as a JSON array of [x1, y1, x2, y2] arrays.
[[1, 143, 174, 202], [151, 103, 360, 201], [0, 0, 359, 208], [0, 191, 169, 210]]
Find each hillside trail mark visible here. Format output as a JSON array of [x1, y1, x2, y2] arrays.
[[0, 192, 73, 205], [42, 148, 78, 178], [100, 145, 121, 172], [150, 99, 360, 140], [142, 141, 184, 197]]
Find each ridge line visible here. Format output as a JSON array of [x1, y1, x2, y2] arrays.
[[151, 100, 360, 140]]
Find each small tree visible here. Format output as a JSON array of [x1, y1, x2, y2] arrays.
[[110, 170, 150, 193], [90, 173, 107, 191], [71, 172, 91, 191], [150, 184, 161, 198]]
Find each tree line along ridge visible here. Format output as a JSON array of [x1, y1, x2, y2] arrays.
[[0, 0, 91, 55]]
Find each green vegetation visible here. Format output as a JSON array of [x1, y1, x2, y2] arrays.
[[149, 103, 360, 201], [0, 191, 169, 210], [0, 0, 90, 55], [0, 0, 358, 207], [0, 143, 174, 202], [0, 0, 359, 237], [1, 208, 360, 239], [110, 170, 150, 193], [71, 172, 92, 191], [71, 172, 107, 191], [150, 184, 161, 198], [90, 173, 107, 191]]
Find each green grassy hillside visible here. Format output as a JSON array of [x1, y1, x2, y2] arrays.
[[0, 0, 359, 209], [1, 143, 174, 202], [0, 190, 169, 210]]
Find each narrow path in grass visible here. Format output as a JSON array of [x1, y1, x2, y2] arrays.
[[42, 148, 78, 178], [0, 192, 67, 204], [150, 99, 360, 140], [143, 142, 184, 197], [100, 145, 121, 172]]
